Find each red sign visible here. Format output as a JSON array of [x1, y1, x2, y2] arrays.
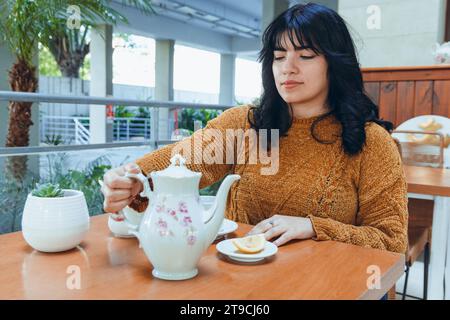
[[106, 104, 114, 118]]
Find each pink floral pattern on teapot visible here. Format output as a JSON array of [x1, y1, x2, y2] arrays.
[[154, 196, 197, 245]]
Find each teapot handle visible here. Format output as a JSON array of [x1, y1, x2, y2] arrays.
[[125, 172, 153, 200]]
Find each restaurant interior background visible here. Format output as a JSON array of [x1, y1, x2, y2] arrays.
[[0, 0, 449, 301]]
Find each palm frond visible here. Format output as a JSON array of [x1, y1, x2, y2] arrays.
[[0, 0, 154, 64]]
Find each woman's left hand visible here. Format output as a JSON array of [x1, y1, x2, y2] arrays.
[[247, 215, 316, 247]]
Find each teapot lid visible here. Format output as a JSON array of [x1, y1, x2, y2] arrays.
[[153, 154, 201, 179]]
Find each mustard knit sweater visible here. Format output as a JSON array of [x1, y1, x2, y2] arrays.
[[130, 105, 408, 254]]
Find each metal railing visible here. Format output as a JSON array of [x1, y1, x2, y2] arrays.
[[113, 117, 151, 142], [40, 115, 89, 145], [41, 115, 153, 145], [74, 118, 91, 145], [0, 91, 228, 109], [0, 91, 231, 156]]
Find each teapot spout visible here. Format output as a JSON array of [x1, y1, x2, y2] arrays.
[[204, 174, 240, 247]]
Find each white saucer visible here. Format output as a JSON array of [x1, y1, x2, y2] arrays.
[[216, 238, 278, 262], [217, 219, 238, 238]]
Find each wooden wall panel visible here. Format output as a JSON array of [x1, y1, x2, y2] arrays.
[[362, 65, 450, 82], [432, 81, 450, 117], [396, 81, 415, 126], [413, 81, 433, 116], [362, 65, 450, 127], [378, 82, 397, 123], [364, 82, 380, 105]]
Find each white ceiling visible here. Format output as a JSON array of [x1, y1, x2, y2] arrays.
[[207, 0, 262, 20], [149, 0, 262, 38], [113, 0, 337, 59]]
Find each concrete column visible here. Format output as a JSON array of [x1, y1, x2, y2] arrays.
[[89, 24, 113, 143], [219, 53, 236, 106], [262, 0, 290, 32], [155, 39, 174, 141], [437, 0, 447, 43]]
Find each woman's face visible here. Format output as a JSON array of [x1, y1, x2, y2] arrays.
[[272, 32, 329, 109]]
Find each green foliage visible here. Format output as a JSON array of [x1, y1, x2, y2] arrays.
[[31, 183, 64, 197], [113, 106, 151, 139], [199, 179, 222, 196], [79, 54, 91, 80], [0, 162, 40, 233], [0, 0, 42, 64], [115, 33, 138, 48], [113, 106, 151, 119], [43, 134, 64, 146], [38, 44, 61, 77], [0, 152, 126, 234], [136, 106, 151, 118], [178, 108, 220, 132], [39, 44, 91, 79], [114, 105, 136, 118], [235, 96, 261, 107], [50, 156, 113, 216]]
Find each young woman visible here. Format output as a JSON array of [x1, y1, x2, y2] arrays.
[[101, 3, 407, 254]]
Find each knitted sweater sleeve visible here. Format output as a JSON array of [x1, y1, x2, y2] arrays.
[[128, 105, 250, 212], [308, 123, 409, 253]]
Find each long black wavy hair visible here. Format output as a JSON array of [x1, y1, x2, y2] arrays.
[[248, 3, 393, 155]]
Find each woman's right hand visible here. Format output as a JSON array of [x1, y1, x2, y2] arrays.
[[101, 163, 143, 213]]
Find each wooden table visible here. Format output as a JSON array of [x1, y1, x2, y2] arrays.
[[0, 214, 404, 300], [404, 165, 450, 300], [404, 166, 450, 197]]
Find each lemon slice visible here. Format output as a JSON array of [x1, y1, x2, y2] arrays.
[[419, 118, 442, 131], [232, 234, 266, 254]]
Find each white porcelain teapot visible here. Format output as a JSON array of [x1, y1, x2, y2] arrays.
[[126, 154, 240, 280]]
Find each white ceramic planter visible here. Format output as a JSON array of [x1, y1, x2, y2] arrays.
[[22, 190, 90, 252]]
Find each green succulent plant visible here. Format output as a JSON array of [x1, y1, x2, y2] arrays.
[[31, 183, 65, 198]]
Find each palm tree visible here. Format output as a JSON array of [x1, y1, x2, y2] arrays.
[[45, 2, 155, 78], [0, 0, 154, 179]]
